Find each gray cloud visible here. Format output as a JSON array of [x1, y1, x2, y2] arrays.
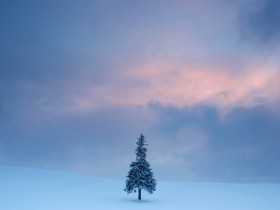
[[240, 0, 280, 46], [147, 103, 280, 182]]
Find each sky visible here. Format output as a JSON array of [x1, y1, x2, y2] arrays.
[[1, 0, 280, 182]]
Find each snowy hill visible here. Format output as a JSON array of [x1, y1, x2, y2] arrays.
[[1, 166, 279, 210]]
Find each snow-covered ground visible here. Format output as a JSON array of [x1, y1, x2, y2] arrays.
[[1, 166, 279, 210]]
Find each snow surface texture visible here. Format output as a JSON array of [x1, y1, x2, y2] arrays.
[[1, 166, 280, 210]]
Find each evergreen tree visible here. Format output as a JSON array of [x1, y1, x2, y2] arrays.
[[124, 134, 156, 200]]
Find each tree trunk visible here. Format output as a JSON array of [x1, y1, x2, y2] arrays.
[[138, 189, 141, 200]]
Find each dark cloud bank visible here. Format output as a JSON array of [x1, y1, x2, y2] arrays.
[[1, 102, 280, 182], [149, 103, 280, 182]]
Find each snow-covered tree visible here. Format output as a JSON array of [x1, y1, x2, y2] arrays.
[[124, 134, 156, 200]]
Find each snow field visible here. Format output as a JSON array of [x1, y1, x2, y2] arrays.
[[1, 166, 280, 210]]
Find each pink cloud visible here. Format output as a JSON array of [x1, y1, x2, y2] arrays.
[[71, 60, 280, 113]]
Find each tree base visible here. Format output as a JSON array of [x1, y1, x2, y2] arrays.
[[138, 189, 141, 200]]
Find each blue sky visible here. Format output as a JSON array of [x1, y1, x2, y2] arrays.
[[1, 0, 280, 182]]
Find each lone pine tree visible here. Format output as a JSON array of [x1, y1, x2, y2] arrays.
[[124, 134, 156, 200]]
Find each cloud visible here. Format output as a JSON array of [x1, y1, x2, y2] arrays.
[[1, 0, 280, 183], [240, 0, 280, 46], [71, 60, 280, 114], [0, 0, 262, 120], [147, 103, 280, 182]]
